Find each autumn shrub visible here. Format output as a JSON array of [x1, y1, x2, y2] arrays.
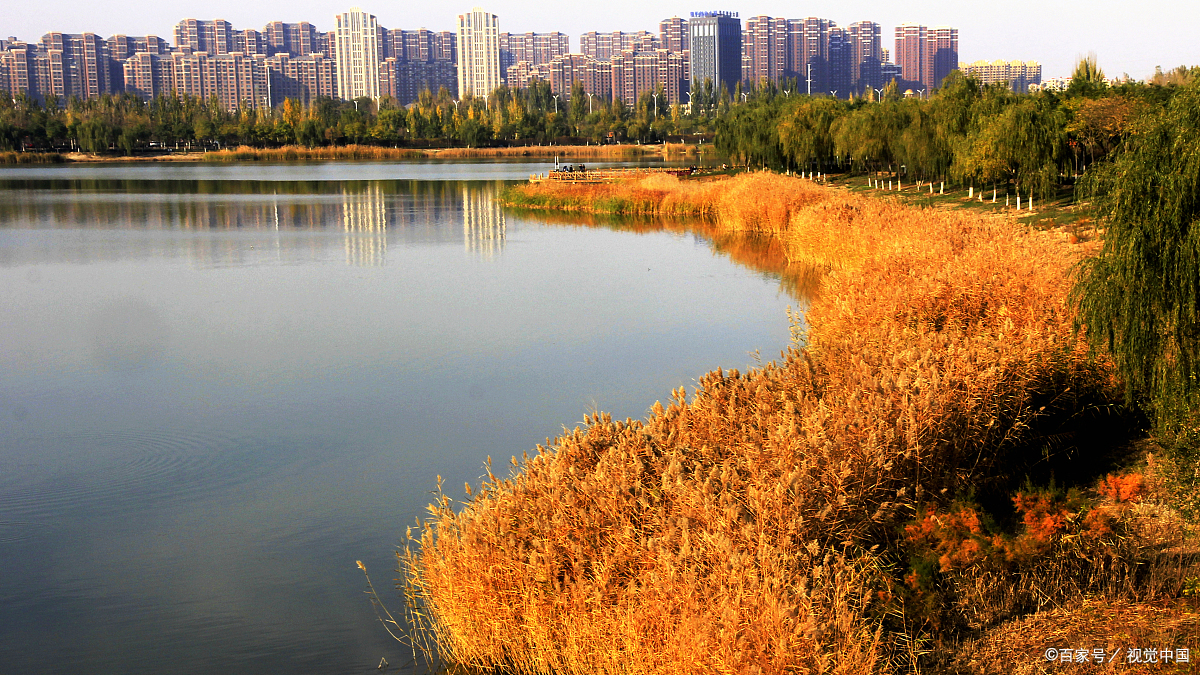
[[404, 172, 1183, 674]]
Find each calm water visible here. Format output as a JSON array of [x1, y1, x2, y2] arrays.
[[0, 160, 798, 674]]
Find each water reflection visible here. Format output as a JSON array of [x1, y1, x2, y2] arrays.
[[462, 185, 506, 260], [0, 178, 511, 269], [341, 182, 387, 267], [500, 208, 820, 300], [0, 162, 799, 675]]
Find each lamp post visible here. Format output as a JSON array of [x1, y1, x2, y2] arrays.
[[806, 63, 812, 96], [483, 93, 489, 111], [874, 87, 884, 102], [552, 94, 559, 114], [918, 89, 926, 99], [651, 92, 658, 119], [740, 92, 747, 103]]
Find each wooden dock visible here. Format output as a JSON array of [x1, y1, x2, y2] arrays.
[[529, 167, 694, 184]]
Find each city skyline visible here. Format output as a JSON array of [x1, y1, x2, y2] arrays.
[[4, 0, 1194, 81]]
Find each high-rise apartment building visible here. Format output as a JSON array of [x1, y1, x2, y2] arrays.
[[893, 23, 925, 88], [380, 28, 458, 104], [579, 31, 659, 61], [334, 7, 382, 100], [499, 32, 569, 75], [959, 59, 1041, 93], [504, 60, 549, 90], [688, 11, 740, 93], [234, 29, 266, 56], [742, 16, 787, 86], [659, 17, 689, 53], [610, 48, 688, 106], [174, 19, 234, 55], [456, 7, 500, 98], [267, 53, 337, 104], [894, 23, 958, 91], [847, 21, 882, 94], [263, 22, 320, 57], [926, 26, 958, 91], [38, 32, 112, 99]]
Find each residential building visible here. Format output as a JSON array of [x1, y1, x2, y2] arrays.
[[926, 25, 958, 90], [505, 60, 549, 91], [742, 15, 787, 87], [894, 23, 958, 91], [334, 7, 382, 100], [579, 31, 659, 61], [380, 29, 457, 104], [659, 17, 689, 53], [611, 48, 688, 106], [266, 53, 337, 104], [263, 22, 320, 57], [38, 32, 113, 99], [688, 11, 740, 94], [174, 19, 234, 55], [499, 32, 569, 75], [959, 59, 1041, 93], [847, 21, 882, 95], [456, 7, 501, 98]]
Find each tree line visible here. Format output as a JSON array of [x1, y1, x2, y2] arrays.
[[0, 78, 732, 154], [717, 61, 1200, 201]]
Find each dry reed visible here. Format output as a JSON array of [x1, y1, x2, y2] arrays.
[[200, 143, 675, 162], [0, 151, 66, 164], [406, 173, 1194, 674]]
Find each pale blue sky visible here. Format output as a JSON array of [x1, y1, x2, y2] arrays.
[[5, 1, 1194, 80]]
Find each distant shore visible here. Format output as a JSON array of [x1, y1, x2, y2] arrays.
[[1, 143, 712, 165]]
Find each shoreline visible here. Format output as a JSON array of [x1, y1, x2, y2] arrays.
[[2, 143, 711, 165]]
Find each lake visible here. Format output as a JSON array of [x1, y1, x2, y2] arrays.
[[0, 160, 800, 674]]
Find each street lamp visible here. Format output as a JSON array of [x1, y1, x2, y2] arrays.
[[552, 93, 559, 114], [483, 93, 490, 111], [740, 92, 747, 103], [874, 87, 884, 102], [830, 90, 837, 99], [917, 89, 926, 99], [651, 92, 658, 119], [806, 63, 813, 96]]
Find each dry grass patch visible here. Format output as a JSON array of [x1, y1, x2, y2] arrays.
[[404, 172, 1191, 674]]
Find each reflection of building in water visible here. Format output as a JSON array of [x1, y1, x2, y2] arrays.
[[341, 182, 387, 266], [462, 183, 505, 259], [0, 178, 509, 266]]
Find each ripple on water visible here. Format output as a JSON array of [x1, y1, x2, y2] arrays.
[[0, 520, 56, 544], [0, 428, 276, 520]]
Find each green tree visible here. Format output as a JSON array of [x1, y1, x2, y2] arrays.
[[1074, 80, 1200, 452]]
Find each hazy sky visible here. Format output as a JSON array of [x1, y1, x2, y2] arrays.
[[5, 1, 1195, 80]]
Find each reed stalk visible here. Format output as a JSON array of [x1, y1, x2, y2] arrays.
[[404, 172, 1195, 674]]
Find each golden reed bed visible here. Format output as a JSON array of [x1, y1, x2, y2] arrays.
[[399, 173, 1195, 674], [199, 143, 700, 162]]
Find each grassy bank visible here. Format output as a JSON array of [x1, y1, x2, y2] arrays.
[[404, 173, 1198, 674], [0, 151, 66, 164], [199, 143, 699, 162]]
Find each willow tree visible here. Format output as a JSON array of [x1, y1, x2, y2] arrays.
[[778, 97, 844, 172], [1074, 81, 1200, 452]]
